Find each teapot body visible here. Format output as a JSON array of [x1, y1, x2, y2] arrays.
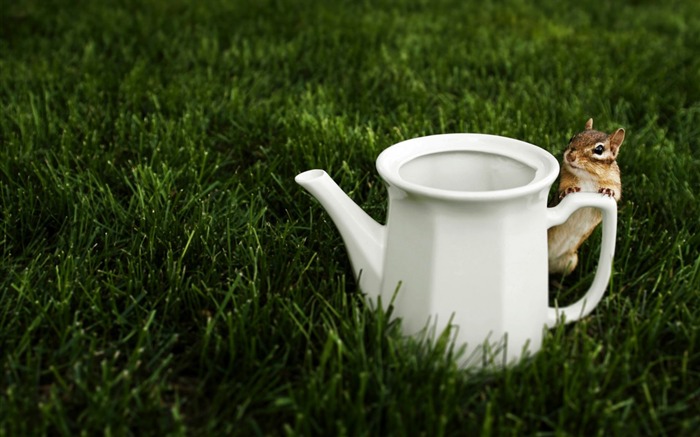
[[375, 139, 554, 363], [381, 191, 551, 361]]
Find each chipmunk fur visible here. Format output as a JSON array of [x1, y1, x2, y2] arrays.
[[548, 118, 625, 275]]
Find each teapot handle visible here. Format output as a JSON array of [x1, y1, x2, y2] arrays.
[[545, 193, 618, 327]]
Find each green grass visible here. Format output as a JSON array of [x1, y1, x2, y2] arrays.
[[1, 0, 699, 434]]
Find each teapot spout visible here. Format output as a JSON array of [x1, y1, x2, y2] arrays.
[[295, 170, 385, 299]]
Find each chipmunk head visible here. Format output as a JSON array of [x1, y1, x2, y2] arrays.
[[563, 118, 625, 174]]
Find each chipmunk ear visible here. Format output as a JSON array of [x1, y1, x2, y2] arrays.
[[608, 128, 625, 156], [585, 118, 594, 130]]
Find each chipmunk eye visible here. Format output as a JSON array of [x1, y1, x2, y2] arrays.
[[593, 144, 605, 155]]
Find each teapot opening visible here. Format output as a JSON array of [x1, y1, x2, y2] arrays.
[[376, 134, 559, 200], [399, 151, 536, 192]]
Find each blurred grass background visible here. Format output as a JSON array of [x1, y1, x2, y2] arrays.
[[1, 0, 699, 434]]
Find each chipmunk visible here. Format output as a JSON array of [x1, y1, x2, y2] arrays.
[[548, 118, 625, 275]]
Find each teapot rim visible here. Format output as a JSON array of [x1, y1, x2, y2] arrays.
[[376, 133, 559, 201]]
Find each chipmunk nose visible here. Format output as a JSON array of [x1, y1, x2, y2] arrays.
[[566, 152, 576, 163]]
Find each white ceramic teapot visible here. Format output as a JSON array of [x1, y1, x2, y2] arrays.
[[296, 134, 617, 366]]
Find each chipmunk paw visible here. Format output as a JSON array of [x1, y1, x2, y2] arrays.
[[559, 186, 581, 199], [598, 187, 615, 197]]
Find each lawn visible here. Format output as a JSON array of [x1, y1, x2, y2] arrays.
[[1, 0, 699, 435]]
